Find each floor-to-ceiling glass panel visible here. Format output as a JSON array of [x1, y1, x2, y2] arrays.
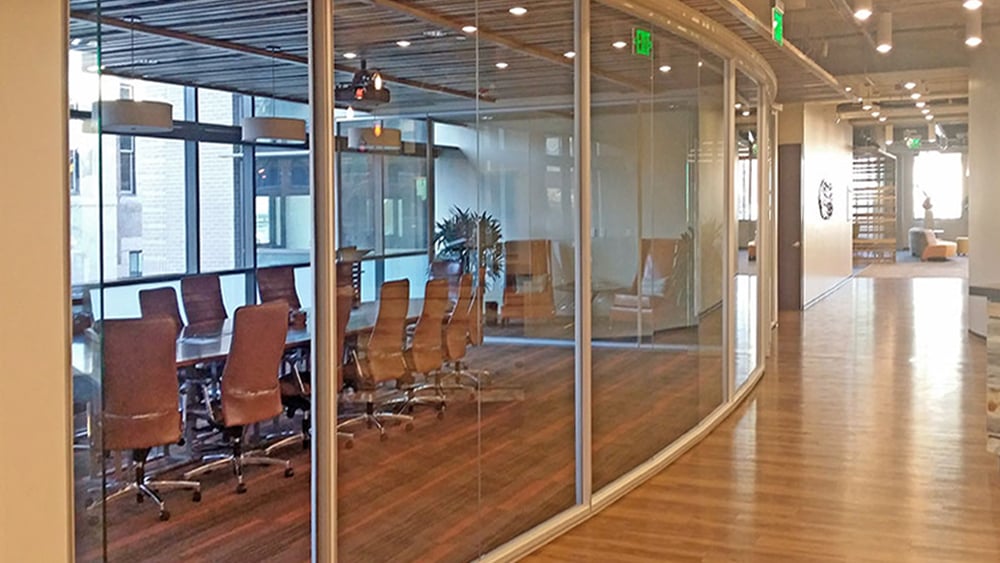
[[471, 0, 578, 549], [70, 2, 314, 559], [255, 145, 312, 266], [332, 4, 482, 560], [590, 3, 727, 489], [734, 70, 760, 388]]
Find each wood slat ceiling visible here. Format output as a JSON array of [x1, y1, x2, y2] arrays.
[[680, 0, 846, 103], [68, 0, 746, 118]]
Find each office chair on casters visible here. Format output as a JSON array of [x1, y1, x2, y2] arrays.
[[340, 279, 415, 441], [397, 278, 451, 417], [96, 317, 201, 522], [183, 301, 294, 494], [440, 274, 483, 397], [280, 284, 357, 449]]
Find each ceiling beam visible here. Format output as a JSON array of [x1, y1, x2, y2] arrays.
[[708, 0, 850, 101], [364, 0, 641, 93], [70, 10, 495, 103]]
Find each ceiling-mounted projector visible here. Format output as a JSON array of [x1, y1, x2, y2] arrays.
[[335, 60, 390, 108]]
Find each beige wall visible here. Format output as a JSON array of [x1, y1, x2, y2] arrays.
[[0, 1, 73, 561], [968, 28, 1000, 336], [801, 103, 853, 305]]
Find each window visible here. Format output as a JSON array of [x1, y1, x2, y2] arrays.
[[913, 151, 964, 220], [199, 143, 250, 271], [128, 250, 143, 277], [736, 139, 758, 221], [255, 146, 311, 266], [117, 135, 135, 195]]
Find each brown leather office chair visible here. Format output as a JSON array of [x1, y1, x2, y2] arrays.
[[281, 284, 356, 449], [441, 274, 480, 397], [398, 278, 450, 416], [340, 279, 415, 440], [98, 317, 201, 521], [138, 287, 183, 334], [181, 274, 228, 325], [257, 266, 301, 310], [183, 301, 294, 494], [430, 259, 463, 300]]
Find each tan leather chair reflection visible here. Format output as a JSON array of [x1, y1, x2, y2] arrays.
[[341, 280, 415, 441], [398, 278, 451, 416], [608, 238, 680, 333], [181, 274, 228, 325], [500, 240, 555, 323], [257, 266, 301, 310], [138, 287, 184, 335], [183, 301, 294, 494], [97, 317, 201, 521], [442, 274, 482, 396]]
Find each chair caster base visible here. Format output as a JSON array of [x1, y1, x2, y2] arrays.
[[437, 409, 445, 420], [159, 510, 170, 522], [192, 491, 202, 502], [343, 439, 354, 449], [236, 483, 247, 494], [284, 467, 294, 478], [404, 422, 414, 432], [380, 432, 389, 442]]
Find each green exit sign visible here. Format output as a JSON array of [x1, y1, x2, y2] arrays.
[[772, 5, 784, 46], [907, 137, 922, 150], [633, 28, 652, 57]]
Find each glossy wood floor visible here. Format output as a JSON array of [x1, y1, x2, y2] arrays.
[[528, 277, 1000, 562]]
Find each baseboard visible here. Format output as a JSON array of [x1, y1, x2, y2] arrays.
[[803, 275, 854, 310]]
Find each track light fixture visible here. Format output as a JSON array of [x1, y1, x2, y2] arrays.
[[876, 13, 893, 53], [854, 0, 873, 20]]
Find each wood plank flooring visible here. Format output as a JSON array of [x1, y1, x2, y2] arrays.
[[76, 318, 721, 562], [527, 277, 1000, 562]]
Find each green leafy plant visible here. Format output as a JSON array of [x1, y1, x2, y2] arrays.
[[433, 206, 504, 285]]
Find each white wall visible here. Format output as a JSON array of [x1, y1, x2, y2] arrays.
[[968, 27, 1000, 335], [0, 1, 73, 561], [801, 103, 854, 305]]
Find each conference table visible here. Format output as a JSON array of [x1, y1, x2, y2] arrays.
[[72, 299, 425, 374]]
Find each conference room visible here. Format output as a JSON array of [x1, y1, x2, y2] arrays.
[[67, 0, 771, 560]]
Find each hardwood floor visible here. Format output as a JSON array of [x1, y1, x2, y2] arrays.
[[527, 277, 1000, 562], [76, 320, 720, 562]]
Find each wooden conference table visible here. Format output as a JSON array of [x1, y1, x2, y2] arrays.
[[73, 299, 425, 373]]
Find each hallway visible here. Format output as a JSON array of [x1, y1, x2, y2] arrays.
[[527, 277, 1000, 562]]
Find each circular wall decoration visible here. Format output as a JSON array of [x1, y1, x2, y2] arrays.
[[818, 179, 834, 220]]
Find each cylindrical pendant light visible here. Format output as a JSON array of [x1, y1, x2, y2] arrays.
[[96, 99, 173, 133], [95, 15, 174, 134], [242, 46, 308, 143], [854, 0, 873, 20], [876, 13, 893, 53], [967, 9, 983, 47]]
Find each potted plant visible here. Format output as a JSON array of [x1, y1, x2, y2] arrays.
[[432, 206, 504, 287]]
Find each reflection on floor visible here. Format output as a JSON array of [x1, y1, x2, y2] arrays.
[[76, 320, 721, 562], [529, 277, 1000, 562], [858, 250, 969, 279]]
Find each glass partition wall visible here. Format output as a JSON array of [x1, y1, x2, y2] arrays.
[[68, 0, 775, 560]]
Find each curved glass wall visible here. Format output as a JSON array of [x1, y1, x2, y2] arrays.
[[67, 0, 775, 560]]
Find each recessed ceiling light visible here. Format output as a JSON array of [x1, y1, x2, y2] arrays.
[[857, 96, 864, 103], [862, 102, 873, 111], [742, 110, 751, 117], [916, 101, 926, 108], [462, 25, 478, 33], [509, 6, 528, 16], [926, 114, 934, 121], [612, 40, 628, 49], [659, 65, 672, 73], [967, 36, 983, 47], [964, 0, 983, 9], [343, 52, 357, 59], [735, 103, 743, 109], [911, 92, 921, 100], [904, 81, 917, 90], [495, 62, 509, 69], [563, 51, 576, 59], [396, 40, 411, 47], [871, 111, 881, 117], [878, 116, 888, 122], [922, 108, 931, 114], [698, 61, 704, 68], [845, 86, 853, 93]]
